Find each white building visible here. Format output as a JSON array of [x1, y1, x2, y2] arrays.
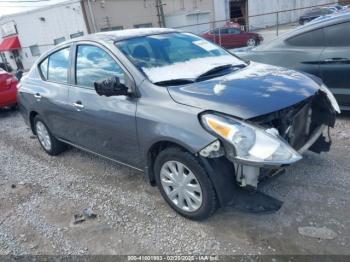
[[81, 0, 217, 35], [0, 0, 88, 71]]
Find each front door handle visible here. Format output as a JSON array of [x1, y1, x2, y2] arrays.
[[34, 93, 41, 100], [73, 101, 84, 111]]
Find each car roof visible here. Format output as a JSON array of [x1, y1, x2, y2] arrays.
[[62, 28, 180, 45], [34, 28, 182, 66], [278, 12, 350, 40], [255, 13, 350, 50]]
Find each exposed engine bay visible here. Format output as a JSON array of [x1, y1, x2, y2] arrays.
[[234, 90, 337, 190], [253, 91, 336, 151], [200, 90, 338, 191]]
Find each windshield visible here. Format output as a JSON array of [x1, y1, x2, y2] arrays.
[[115, 32, 244, 83]]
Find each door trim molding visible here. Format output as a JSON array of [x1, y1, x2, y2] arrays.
[[57, 138, 144, 172]]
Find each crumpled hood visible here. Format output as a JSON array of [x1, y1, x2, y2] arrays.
[[167, 62, 320, 119]]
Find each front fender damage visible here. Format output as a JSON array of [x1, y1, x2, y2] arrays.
[[197, 91, 337, 214], [199, 156, 283, 214]]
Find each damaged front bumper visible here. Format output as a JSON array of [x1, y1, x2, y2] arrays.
[[233, 124, 327, 189], [200, 89, 338, 190]]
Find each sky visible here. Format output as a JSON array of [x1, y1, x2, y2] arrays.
[[0, 0, 67, 17]]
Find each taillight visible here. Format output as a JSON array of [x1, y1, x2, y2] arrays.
[[5, 78, 12, 85], [5, 76, 17, 85]]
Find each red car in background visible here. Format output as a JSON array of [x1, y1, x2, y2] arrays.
[[0, 69, 18, 109], [202, 26, 263, 49]]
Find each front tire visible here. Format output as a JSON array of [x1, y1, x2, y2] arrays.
[[247, 38, 257, 47], [34, 116, 66, 156], [154, 147, 218, 220]]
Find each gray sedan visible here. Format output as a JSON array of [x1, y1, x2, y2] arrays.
[[18, 28, 338, 220]]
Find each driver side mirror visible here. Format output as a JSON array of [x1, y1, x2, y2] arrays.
[[94, 76, 129, 97]]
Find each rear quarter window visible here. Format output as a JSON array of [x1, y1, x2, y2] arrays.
[[38, 47, 70, 83], [286, 28, 325, 47], [324, 22, 350, 47]]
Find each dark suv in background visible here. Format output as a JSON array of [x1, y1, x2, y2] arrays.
[[299, 7, 335, 24], [18, 29, 338, 220]]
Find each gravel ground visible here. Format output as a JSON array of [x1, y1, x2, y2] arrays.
[[0, 109, 349, 255]]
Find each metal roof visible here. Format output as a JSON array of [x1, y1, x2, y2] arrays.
[[61, 27, 180, 44]]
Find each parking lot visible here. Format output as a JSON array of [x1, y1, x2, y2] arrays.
[[0, 109, 349, 255]]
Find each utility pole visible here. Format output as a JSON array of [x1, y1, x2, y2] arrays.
[[155, 0, 166, 27], [87, 0, 98, 33]]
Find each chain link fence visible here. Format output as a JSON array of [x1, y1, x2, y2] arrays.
[[2, 0, 350, 72], [172, 1, 350, 50]]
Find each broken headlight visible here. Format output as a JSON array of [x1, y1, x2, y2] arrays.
[[201, 113, 302, 166]]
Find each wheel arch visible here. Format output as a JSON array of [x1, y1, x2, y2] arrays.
[[144, 139, 237, 207], [29, 111, 39, 134], [145, 139, 196, 186]]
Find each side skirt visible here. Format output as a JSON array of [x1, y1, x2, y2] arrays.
[[57, 138, 144, 172]]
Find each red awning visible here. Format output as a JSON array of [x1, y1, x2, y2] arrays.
[[0, 36, 21, 52]]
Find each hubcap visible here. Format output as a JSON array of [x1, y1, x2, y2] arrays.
[[247, 38, 256, 47], [160, 161, 203, 212], [36, 121, 52, 151]]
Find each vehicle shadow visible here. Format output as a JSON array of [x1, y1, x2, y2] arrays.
[[0, 107, 18, 118]]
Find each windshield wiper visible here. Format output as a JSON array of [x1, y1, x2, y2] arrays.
[[196, 64, 246, 81], [153, 64, 247, 86], [154, 79, 195, 86]]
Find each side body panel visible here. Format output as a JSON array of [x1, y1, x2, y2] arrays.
[[239, 46, 324, 78], [18, 75, 71, 138], [135, 81, 216, 169], [320, 46, 350, 107], [67, 86, 141, 167]]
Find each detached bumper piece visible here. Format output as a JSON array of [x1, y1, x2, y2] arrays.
[[309, 133, 332, 153], [226, 188, 283, 214]]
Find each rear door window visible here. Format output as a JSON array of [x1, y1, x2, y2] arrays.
[[324, 22, 350, 47], [286, 28, 325, 47], [228, 28, 240, 34], [212, 28, 229, 35], [47, 47, 70, 83]]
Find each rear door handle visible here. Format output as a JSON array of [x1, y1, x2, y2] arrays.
[[34, 93, 41, 99], [73, 101, 84, 111]]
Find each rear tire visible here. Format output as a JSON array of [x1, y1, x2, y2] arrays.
[[34, 116, 66, 156], [154, 147, 218, 220]]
